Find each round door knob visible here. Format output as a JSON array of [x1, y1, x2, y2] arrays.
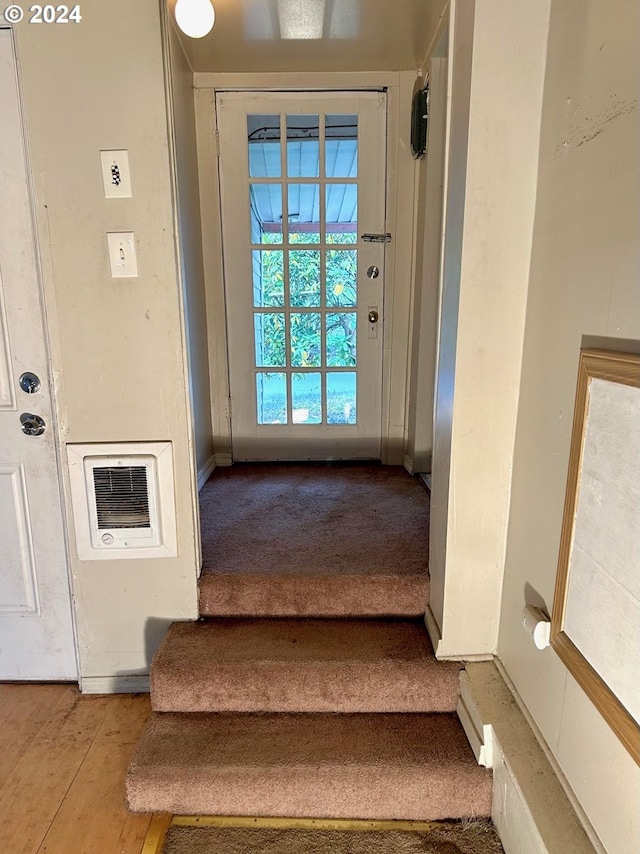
[[366, 265, 380, 280], [20, 413, 46, 437], [368, 310, 379, 323]]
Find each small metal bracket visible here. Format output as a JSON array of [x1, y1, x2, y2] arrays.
[[361, 233, 392, 243]]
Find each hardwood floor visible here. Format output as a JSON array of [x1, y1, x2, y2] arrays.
[[0, 683, 153, 854]]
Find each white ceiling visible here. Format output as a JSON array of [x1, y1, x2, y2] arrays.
[[169, 0, 447, 74]]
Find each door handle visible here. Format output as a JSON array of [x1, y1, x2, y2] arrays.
[[368, 310, 379, 323], [20, 413, 46, 436]]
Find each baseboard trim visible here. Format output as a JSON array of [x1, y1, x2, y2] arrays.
[[417, 472, 432, 492], [457, 672, 493, 767], [80, 675, 150, 694], [402, 453, 414, 475], [423, 606, 493, 662], [214, 452, 233, 467], [463, 661, 602, 854], [423, 604, 442, 655], [494, 658, 606, 854], [197, 455, 216, 490]]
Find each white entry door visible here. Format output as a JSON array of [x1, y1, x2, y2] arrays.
[[0, 29, 77, 680], [217, 91, 387, 460]]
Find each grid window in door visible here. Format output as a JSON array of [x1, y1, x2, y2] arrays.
[[248, 112, 359, 426]]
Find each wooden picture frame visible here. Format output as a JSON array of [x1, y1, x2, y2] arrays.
[[551, 348, 640, 765]]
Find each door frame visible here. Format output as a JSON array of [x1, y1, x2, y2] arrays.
[[193, 71, 419, 466], [216, 89, 387, 461], [0, 24, 79, 680]]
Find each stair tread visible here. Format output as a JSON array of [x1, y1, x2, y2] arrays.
[[151, 618, 461, 713], [127, 711, 493, 820]]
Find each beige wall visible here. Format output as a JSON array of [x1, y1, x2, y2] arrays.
[[498, 1, 640, 851], [167, 16, 214, 480], [430, 0, 550, 656], [14, 0, 199, 685]]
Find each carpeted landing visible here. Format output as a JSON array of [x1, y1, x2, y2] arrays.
[[197, 464, 430, 617], [127, 464, 494, 824]]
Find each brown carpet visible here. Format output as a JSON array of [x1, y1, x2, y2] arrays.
[[128, 464, 494, 827], [151, 618, 461, 713], [161, 822, 504, 853], [198, 464, 430, 617], [126, 712, 493, 819]]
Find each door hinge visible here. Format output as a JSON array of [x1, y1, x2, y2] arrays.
[[227, 396, 232, 419], [361, 232, 392, 243], [214, 129, 220, 157]]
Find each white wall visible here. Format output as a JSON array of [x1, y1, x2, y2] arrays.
[[498, 1, 640, 851], [429, 0, 551, 657], [14, 0, 199, 686], [167, 15, 214, 483]]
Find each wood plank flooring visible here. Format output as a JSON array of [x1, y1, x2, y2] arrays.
[[0, 683, 152, 854]]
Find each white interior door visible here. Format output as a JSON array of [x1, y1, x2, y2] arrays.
[[0, 29, 77, 680], [217, 91, 387, 461]]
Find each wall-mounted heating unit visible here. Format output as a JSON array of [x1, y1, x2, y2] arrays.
[[67, 442, 177, 560]]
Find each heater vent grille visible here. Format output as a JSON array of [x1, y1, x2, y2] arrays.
[[67, 442, 177, 560], [93, 466, 151, 529]]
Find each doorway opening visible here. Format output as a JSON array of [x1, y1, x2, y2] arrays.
[[216, 90, 388, 462]]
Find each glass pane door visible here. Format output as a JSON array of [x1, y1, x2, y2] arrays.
[[218, 92, 386, 460]]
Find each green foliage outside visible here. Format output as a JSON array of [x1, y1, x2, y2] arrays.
[[256, 240, 358, 370]]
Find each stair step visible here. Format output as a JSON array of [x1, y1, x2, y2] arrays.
[[151, 619, 460, 713], [198, 571, 429, 617], [126, 711, 493, 820]]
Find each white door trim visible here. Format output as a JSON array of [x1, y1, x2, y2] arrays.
[[217, 89, 386, 461], [194, 72, 418, 465]]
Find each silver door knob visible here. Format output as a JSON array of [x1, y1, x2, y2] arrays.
[[20, 413, 46, 436], [368, 310, 379, 323]]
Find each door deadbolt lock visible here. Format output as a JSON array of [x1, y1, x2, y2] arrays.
[[368, 310, 379, 323], [20, 413, 46, 437], [19, 372, 41, 394], [366, 265, 380, 280]]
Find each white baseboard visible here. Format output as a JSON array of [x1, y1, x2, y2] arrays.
[[494, 658, 606, 854], [423, 604, 442, 654], [197, 455, 216, 490], [418, 472, 432, 491], [492, 748, 550, 854], [403, 453, 414, 475], [214, 452, 233, 467], [461, 661, 602, 854], [423, 605, 493, 662], [80, 675, 150, 694], [458, 671, 493, 767]]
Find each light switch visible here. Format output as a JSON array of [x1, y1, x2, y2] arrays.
[[100, 150, 132, 198], [107, 232, 138, 278]]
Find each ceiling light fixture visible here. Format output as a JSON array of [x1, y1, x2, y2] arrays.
[[174, 0, 215, 39]]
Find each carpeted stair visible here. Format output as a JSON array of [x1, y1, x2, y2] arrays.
[[150, 618, 461, 714], [127, 465, 493, 821], [197, 465, 430, 617]]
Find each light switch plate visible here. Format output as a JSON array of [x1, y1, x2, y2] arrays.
[[100, 149, 132, 198], [107, 232, 138, 278]]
